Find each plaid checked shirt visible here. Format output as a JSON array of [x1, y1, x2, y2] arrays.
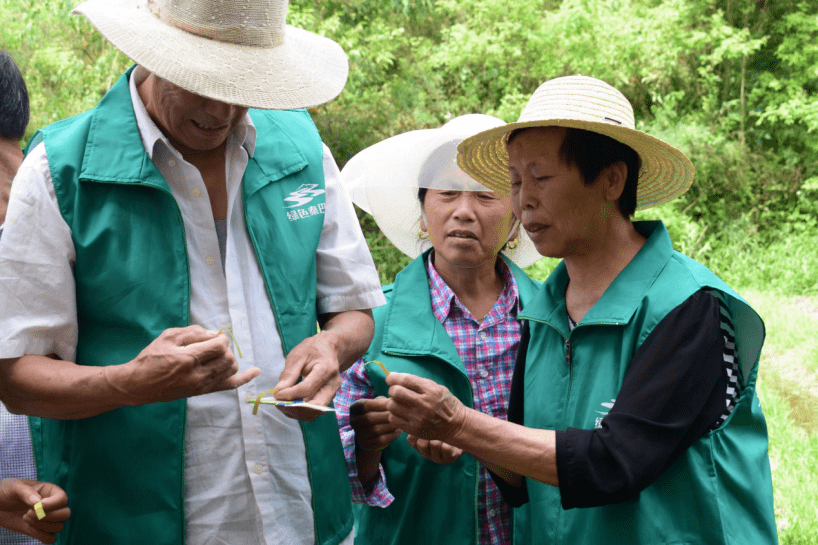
[[1, 404, 39, 545], [336, 255, 520, 545]]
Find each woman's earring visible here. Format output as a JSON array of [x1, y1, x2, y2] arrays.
[[506, 238, 519, 250], [418, 229, 429, 240]]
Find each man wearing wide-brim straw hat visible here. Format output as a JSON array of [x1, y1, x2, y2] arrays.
[[381, 76, 777, 544], [0, 1, 385, 544]]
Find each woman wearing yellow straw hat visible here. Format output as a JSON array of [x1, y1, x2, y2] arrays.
[[334, 114, 542, 545], [380, 76, 778, 544]]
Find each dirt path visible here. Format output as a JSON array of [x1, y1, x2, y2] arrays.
[[748, 291, 818, 432], [759, 348, 818, 432]]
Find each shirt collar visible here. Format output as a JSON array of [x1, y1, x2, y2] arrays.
[[425, 252, 520, 325], [128, 66, 257, 161]]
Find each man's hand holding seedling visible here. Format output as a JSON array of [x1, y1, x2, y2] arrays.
[[107, 325, 260, 406], [0, 325, 259, 420], [273, 310, 374, 421]]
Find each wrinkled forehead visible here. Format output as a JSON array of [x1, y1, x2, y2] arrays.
[[418, 140, 494, 192], [505, 126, 570, 172]]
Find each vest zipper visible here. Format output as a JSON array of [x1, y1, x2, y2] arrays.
[[565, 338, 574, 418], [85, 179, 191, 537], [525, 318, 576, 432], [149, 183, 191, 533]]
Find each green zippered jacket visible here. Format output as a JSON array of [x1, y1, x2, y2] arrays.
[[354, 251, 540, 545], [515, 221, 777, 544], [26, 68, 352, 545]]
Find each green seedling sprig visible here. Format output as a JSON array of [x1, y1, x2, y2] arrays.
[[368, 360, 390, 376], [252, 389, 279, 415], [217, 327, 243, 359]]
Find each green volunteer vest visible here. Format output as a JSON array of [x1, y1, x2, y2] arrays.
[[354, 252, 540, 545], [515, 221, 777, 544], [27, 67, 352, 545]]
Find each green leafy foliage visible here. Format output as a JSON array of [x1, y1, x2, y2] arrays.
[[3, 0, 815, 293], [4, 0, 815, 293], [292, 0, 818, 291], [1, 0, 132, 140]]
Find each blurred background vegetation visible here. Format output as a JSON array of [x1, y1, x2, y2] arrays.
[[1, 0, 816, 541]]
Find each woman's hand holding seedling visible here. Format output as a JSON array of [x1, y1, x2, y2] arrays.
[[384, 372, 468, 443], [106, 325, 260, 406]]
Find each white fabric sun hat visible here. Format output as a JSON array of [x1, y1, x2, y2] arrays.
[[72, 0, 349, 110], [341, 114, 541, 268], [457, 75, 694, 210]]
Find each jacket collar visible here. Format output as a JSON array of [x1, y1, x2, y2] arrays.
[[78, 66, 168, 190], [519, 221, 673, 331]]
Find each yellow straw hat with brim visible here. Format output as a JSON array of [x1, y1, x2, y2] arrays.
[[341, 114, 541, 268], [457, 75, 694, 210], [72, 0, 348, 110]]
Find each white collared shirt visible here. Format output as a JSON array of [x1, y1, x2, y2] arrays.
[[0, 67, 384, 545]]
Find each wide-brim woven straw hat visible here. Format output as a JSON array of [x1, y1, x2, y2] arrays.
[[457, 75, 694, 210], [72, 0, 348, 110], [341, 114, 541, 268]]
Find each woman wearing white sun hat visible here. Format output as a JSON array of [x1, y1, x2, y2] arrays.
[[380, 76, 778, 544], [334, 114, 542, 545]]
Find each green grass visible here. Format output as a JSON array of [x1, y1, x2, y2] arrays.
[[523, 255, 560, 282], [633, 204, 818, 297], [704, 233, 818, 297], [746, 291, 818, 376], [756, 377, 818, 544], [743, 290, 818, 544]]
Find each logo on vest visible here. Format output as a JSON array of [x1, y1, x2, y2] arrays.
[[284, 184, 326, 221], [594, 399, 615, 429]]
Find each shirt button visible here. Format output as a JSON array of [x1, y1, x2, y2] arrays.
[[254, 464, 264, 474], [489, 509, 496, 518], [168, 159, 176, 167], [190, 188, 201, 197], [205, 256, 215, 265], [245, 393, 254, 403], [479, 369, 489, 378]]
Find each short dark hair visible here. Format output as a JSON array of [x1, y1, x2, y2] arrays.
[[508, 126, 641, 217], [417, 186, 428, 205], [0, 52, 30, 140]]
